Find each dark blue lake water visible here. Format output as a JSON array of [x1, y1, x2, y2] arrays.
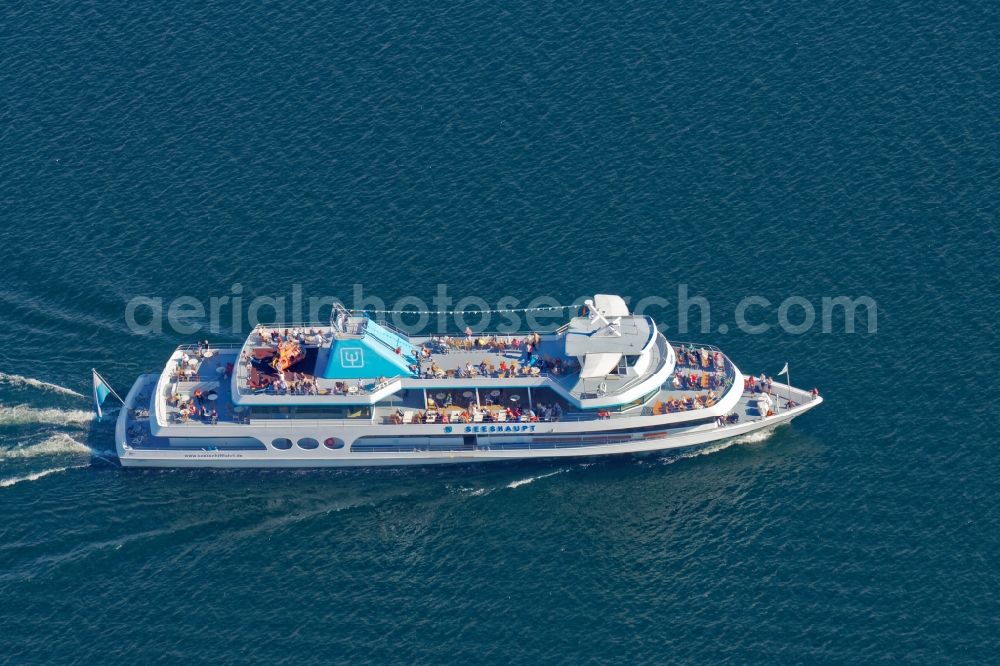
[[1, 0, 997, 663]]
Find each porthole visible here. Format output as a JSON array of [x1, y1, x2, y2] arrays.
[[323, 437, 345, 450], [272, 438, 293, 450], [297, 437, 319, 450]]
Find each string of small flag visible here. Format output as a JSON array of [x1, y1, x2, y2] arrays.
[[348, 305, 577, 315]]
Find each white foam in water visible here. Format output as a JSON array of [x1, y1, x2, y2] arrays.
[[677, 440, 739, 460], [729, 428, 776, 446], [663, 428, 776, 464], [0, 464, 88, 488], [0, 372, 85, 398], [0, 404, 98, 426], [507, 468, 567, 489], [0, 433, 92, 459]]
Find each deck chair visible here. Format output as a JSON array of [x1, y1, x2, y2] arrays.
[[473, 411, 484, 423], [496, 410, 508, 422], [401, 410, 414, 424]]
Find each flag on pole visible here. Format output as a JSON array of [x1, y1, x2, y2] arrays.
[[92, 369, 115, 418], [777, 362, 789, 376]]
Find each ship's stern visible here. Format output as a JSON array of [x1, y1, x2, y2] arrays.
[[115, 374, 159, 465]]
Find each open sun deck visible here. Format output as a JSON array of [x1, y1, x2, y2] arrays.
[[151, 336, 737, 428]]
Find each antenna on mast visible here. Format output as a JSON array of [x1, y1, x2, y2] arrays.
[[583, 299, 622, 336]]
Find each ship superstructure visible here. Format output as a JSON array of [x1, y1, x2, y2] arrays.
[[114, 295, 821, 467]]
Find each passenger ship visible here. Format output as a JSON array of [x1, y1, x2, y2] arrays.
[[112, 295, 822, 467]]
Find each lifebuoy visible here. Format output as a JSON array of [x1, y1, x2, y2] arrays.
[[598, 381, 608, 394]]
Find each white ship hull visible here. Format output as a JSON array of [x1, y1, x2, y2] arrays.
[[116, 374, 821, 468]]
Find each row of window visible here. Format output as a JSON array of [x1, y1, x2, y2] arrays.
[[271, 437, 344, 450], [253, 407, 372, 420]]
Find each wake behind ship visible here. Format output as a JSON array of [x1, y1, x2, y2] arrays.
[[108, 295, 821, 467]]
